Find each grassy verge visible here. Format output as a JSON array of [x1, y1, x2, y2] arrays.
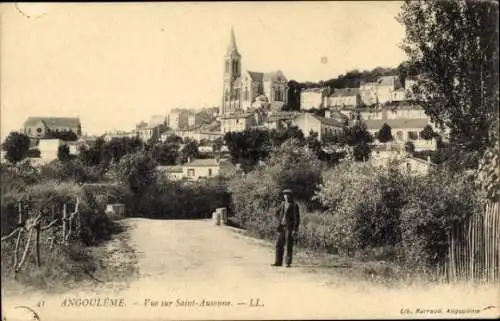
[[226, 220, 445, 288], [1, 221, 138, 295]]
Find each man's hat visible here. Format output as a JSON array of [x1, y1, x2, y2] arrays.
[[282, 189, 293, 195]]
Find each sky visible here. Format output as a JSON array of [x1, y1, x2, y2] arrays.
[[0, 2, 407, 138]]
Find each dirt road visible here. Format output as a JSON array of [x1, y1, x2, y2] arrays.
[[3, 218, 499, 320]]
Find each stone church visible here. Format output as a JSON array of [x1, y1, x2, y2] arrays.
[[220, 28, 288, 115]]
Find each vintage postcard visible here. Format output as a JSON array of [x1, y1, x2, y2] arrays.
[[1, 1, 499, 320]]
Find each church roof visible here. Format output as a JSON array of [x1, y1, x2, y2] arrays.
[[263, 70, 286, 81], [245, 70, 287, 83], [247, 71, 264, 82], [24, 117, 81, 129]]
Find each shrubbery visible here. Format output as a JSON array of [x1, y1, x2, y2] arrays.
[[228, 139, 323, 238], [314, 160, 483, 269], [107, 151, 231, 219], [1, 161, 119, 286], [399, 171, 483, 271]]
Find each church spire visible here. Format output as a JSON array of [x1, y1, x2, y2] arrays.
[[226, 26, 240, 56]]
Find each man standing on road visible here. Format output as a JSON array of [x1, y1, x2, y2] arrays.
[[272, 189, 300, 268]]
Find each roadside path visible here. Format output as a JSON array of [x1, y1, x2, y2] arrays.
[[3, 219, 498, 320]]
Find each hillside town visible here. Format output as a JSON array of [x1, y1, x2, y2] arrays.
[[3, 28, 446, 179], [1, 2, 499, 320]]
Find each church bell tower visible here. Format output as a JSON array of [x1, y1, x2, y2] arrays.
[[221, 27, 241, 115]]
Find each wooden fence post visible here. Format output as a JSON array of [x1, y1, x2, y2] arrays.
[[35, 219, 41, 267], [62, 203, 67, 245], [13, 202, 23, 276]]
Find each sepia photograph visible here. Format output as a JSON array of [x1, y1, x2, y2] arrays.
[[1, 1, 499, 320]]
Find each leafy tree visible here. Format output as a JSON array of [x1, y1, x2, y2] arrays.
[[153, 143, 180, 166], [2, 132, 31, 164], [420, 124, 436, 141], [224, 129, 271, 172], [353, 141, 371, 161], [57, 144, 71, 161], [114, 152, 158, 195], [178, 140, 199, 164], [284, 80, 301, 111], [343, 123, 374, 146], [269, 126, 305, 148], [164, 134, 183, 145], [103, 136, 143, 163], [376, 123, 394, 143], [79, 137, 107, 167], [398, 0, 499, 170]]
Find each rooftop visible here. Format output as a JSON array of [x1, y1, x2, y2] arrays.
[[24, 117, 81, 129], [220, 113, 255, 120], [363, 118, 430, 130], [294, 113, 344, 127], [377, 75, 403, 89], [330, 88, 360, 97], [157, 165, 183, 173], [184, 158, 230, 167]]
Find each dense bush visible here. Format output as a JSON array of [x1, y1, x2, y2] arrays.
[[313, 160, 484, 269], [38, 159, 105, 183], [2, 132, 31, 164], [1, 181, 116, 246], [228, 138, 323, 238], [400, 171, 483, 271], [313, 161, 382, 255], [150, 176, 231, 219]]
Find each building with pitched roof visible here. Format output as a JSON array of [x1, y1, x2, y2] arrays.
[[360, 105, 437, 151], [324, 88, 361, 108], [291, 112, 344, 141], [158, 158, 236, 181], [359, 81, 378, 106], [219, 112, 257, 134], [263, 111, 301, 130], [23, 116, 82, 138], [221, 27, 287, 115], [375, 75, 403, 105]]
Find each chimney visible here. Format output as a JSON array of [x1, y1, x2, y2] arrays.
[[187, 157, 191, 163]]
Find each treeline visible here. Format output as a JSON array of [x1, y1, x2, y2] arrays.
[[298, 61, 419, 90], [223, 123, 376, 172]]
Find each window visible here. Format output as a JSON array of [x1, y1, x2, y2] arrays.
[[225, 61, 229, 73], [37, 128, 42, 134], [396, 131, 404, 141], [408, 131, 418, 140], [187, 169, 195, 177], [208, 168, 213, 177]]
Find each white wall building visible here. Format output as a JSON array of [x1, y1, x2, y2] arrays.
[[300, 88, 326, 110], [324, 88, 360, 108], [291, 112, 344, 141]]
